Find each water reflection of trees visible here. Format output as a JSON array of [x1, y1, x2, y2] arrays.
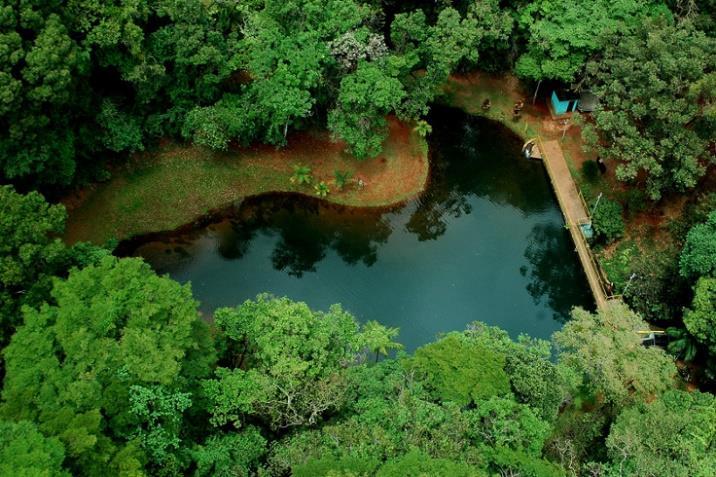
[[216, 219, 257, 260], [520, 222, 593, 322], [221, 196, 394, 277], [406, 106, 554, 242]]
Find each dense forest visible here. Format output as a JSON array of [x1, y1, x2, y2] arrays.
[[1, 0, 716, 476]]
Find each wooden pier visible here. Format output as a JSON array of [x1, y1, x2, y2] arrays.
[[535, 138, 611, 310]]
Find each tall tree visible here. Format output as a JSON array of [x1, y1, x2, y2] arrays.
[[683, 277, 716, 357], [205, 295, 363, 430], [0, 12, 87, 184], [360, 320, 404, 362], [515, 0, 668, 83], [605, 390, 716, 476], [410, 333, 511, 405], [0, 420, 69, 477], [583, 19, 716, 199], [328, 61, 405, 158], [680, 210, 716, 279], [1, 257, 215, 476], [554, 303, 676, 409], [0, 186, 109, 350]]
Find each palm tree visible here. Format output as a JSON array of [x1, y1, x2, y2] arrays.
[[413, 120, 432, 137], [667, 327, 698, 361], [361, 320, 403, 362], [290, 165, 313, 185], [314, 181, 330, 198], [334, 170, 351, 190]]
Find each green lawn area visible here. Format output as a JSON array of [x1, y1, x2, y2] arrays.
[[64, 118, 428, 244], [442, 73, 542, 140]]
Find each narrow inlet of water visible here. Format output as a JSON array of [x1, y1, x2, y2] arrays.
[[124, 106, 593, 350]]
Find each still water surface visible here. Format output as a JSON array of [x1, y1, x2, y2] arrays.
[[128, 106, 592, 350]]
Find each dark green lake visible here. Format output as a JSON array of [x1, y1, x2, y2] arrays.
[[128, 106, 593, 350]]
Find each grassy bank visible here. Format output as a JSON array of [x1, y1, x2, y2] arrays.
[[63, 117, 428, 244]]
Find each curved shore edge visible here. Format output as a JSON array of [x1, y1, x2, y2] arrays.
[[63, 116, 429, 245]]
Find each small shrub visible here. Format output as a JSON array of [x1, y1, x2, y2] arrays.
[[591, 198, 624, 244], [413, 120, 432, 137], [680, 211, 716, 280], [290, 165, 313, 185], [314, 181, 330, 198], [334, 170, 351, 190], [600, 241, 639, 290], [581, 160, 599, 183]]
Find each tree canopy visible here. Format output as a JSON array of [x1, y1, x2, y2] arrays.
[[583, 18, 716, 199], [1, 1, 714, 476], [515, 0, 669, 83], [1, 256, 214, 476]]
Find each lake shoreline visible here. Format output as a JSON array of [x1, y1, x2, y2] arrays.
[[62, 116, 429, 245]]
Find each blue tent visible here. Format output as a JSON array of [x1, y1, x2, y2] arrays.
[[550, 90, 579, 115]]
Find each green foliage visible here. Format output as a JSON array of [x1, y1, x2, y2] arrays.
[[207, 295, 362, 430], [0, 12, 86, 184], [600, 241, 639, 290], [683, 277, 716, 354], [546, 408, 610, 474], [0, 185, 109, 348], [591, 198, 624, 244], [182, 95, 257, 150], [487, 446, 565, 477], [505, 343, 566, 423], [584, 18, 716, 199], [413, 120, 432, 137], [267, 341, 561, 476], [680, 211, 716, 279], [462, 323, 567, 423], [329, 61, 405, 159], [515, 0, 668, 82], [375, 450, 485, 477], [191, 428, 267, 477], [0, 186, 66, 339], [2, 3, 711, 476], [1, 256, 214, 475], [601, 241, 685, 322], [410, 333, 511, 405], [666, 326, 699, 361], [0, 420, 69, 477], [554, 303, 676, 409], [623, 188, 649, 216], [293, 454, 380, 477], [671, 192, 716, 241], [360, 320, 403, 362], [606, 390, 716, 476], [97, 100, 144, 154], [128, 385, 192, 465], [624, 244, 685, 322], [470, 397, 551, 456], [291, 165, 313, 185], [334, 170, 352, 190], [314, 181, 331, 198]]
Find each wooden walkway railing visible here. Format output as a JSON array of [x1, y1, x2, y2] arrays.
[[536, 138, 611, 310]]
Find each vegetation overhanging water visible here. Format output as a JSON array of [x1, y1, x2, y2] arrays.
[[123, 106, 593, 350]]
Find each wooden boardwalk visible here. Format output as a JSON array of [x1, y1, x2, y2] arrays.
[[539, 139, 609, 310]]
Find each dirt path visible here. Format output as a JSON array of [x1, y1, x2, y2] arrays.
[[540, 139, 609, 310]]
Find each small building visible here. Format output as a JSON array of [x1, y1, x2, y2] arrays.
[[550, 90, 580, 116]]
